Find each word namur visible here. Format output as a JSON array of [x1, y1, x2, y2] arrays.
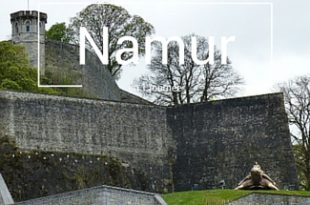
[[79, 27, 236, 66]]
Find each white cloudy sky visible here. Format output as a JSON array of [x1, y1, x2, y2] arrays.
[[1, 0, 309, 97]]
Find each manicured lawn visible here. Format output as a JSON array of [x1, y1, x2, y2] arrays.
[[163, 189, 310, 205]]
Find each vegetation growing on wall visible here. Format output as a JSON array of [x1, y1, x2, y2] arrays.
[[42, 40, 98, 99], [0, 135, 148, 202], [0, 41, 95, 99]]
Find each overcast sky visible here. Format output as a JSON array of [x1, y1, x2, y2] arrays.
[[1, 0, 309, 97]]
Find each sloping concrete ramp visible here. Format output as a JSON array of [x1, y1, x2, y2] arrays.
[[14, 185, 167, 205], [228, 193, 310, 205], [0, 174, 14, 205]]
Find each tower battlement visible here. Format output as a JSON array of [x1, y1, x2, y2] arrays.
[[10, 10, 47, 22], [10, 10, 47, 73]]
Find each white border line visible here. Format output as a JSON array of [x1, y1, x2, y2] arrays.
[[37, 11, 40, 88], [37, 1, 273, 88]]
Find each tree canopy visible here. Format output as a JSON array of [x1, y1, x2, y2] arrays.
[[278, 75, 310, 190], [46, 22, 73, 43], [135, 34, 243, 105], [0, 41, 60, 95], [0, 41, 37, 91], [69, 4, 154, 79]]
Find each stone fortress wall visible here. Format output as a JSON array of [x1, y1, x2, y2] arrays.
[[14, 185, 167, 205], [0, 90, 299, 192], [167, 93, 298, 190], [10, 11, 47, 72], [0, 91, 171, 192], [45, 40, 122, 101], [10, 10, 123, 102]]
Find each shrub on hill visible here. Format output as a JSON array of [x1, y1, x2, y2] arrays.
[[0, 41, 92, 98], [0, 41, 58, 94]]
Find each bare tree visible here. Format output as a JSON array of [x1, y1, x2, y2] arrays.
[[279, 75, 310, 190], [134, 34, 243, 105], [70, 4, 154, 79]]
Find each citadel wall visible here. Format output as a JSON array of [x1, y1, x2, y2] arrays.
[[10, 11, 47, 72], [0, 91, 299, 192], [0, 91, 171, 192], [167, 93, 298, 190], [14, 185, 167, 205], [45, 41, 121, 101]]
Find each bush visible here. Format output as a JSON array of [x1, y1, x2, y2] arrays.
[[0, 41, 61, 95], [0, 79, 22, 90], [0, 41, 95, 99]]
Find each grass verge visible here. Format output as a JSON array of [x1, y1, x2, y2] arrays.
[[163, 189, 310, 205]]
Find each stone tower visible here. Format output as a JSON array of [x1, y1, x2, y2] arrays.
[[10, 10, 47, 74]]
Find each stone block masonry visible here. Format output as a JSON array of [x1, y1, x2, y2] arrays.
[[0, 90, 298, 193], [14, 185, 167, 205], [167, 93, 298, 191], [10, 11, 47, 72], [45, 41, 122, 101], [0, 91, 171, 192]]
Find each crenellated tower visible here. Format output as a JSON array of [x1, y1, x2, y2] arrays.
[[10, 10, 47, 74]]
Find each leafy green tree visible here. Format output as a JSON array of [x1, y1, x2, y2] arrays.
[[0, 41, 57, 94], [0, 41, 36, 91], [0, 41, 96, 98], [46, 22, 73, 43], [69, 4, 154, 79]]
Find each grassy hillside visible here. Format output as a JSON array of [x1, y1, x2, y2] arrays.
[[163, 189, 310, 205]]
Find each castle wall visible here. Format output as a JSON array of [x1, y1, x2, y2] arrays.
[[21, 41, 45, 72], [0, 91, 298, 192], [0, 91, 171, 192], [14, 185, 167, 205], [11, 10, 47, 71], [45, 41, 121, 101], [167, 93, 298, 190]]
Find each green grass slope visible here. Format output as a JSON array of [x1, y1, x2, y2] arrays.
[[163, 189, 310, 205]]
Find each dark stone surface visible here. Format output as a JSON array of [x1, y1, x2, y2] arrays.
[[120, 89, 153, 105], [0, 137, 147, 202], [0, 91, 298, 195], [0, 91, 171, 193], [167, 93, 298, 190]]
